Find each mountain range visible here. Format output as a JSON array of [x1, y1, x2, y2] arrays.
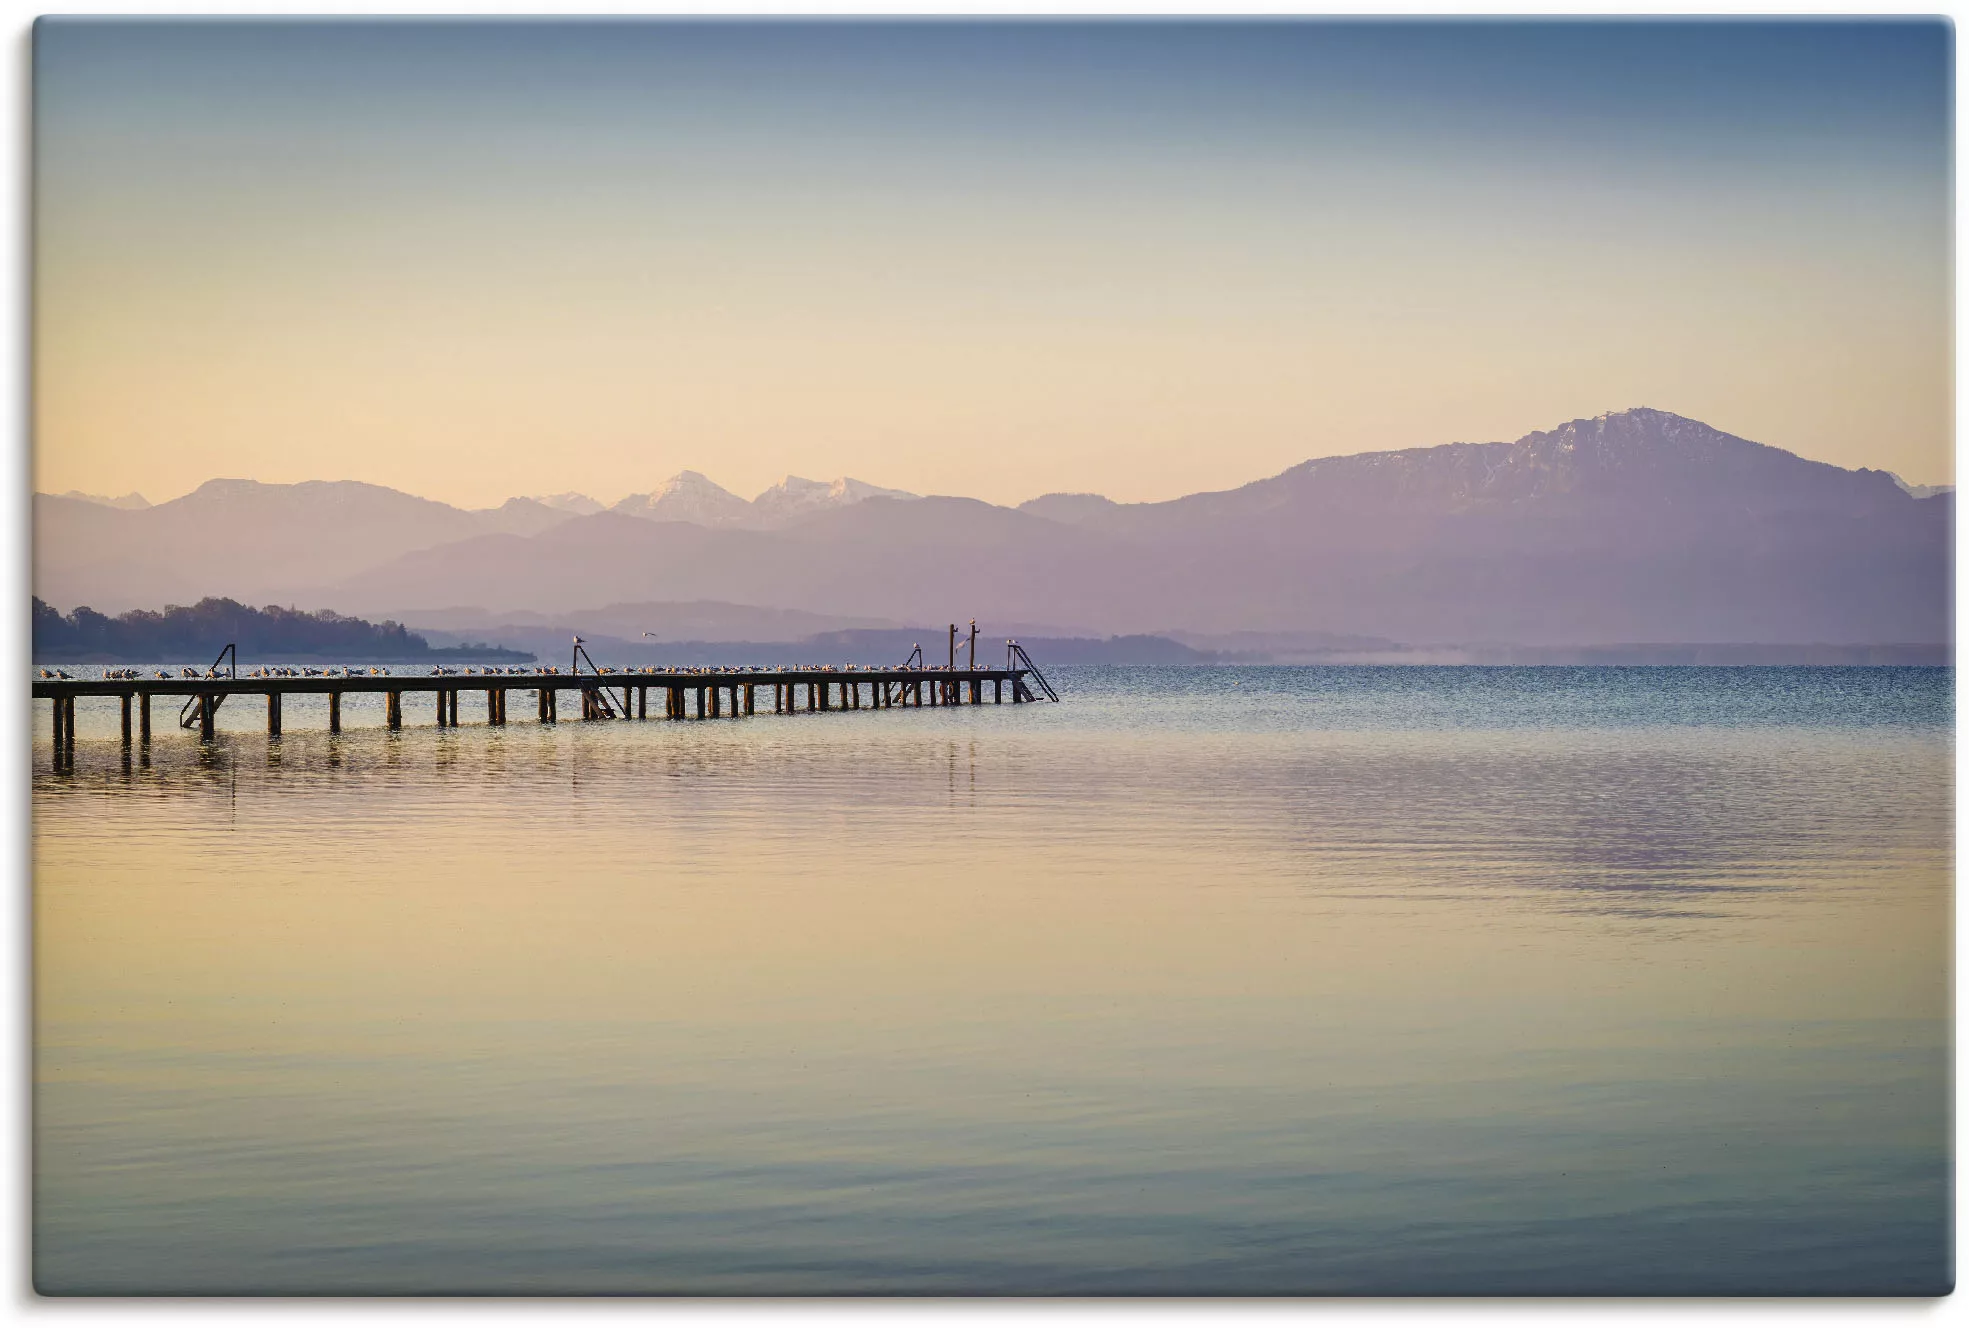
[[539, 473, 918, 529], [35, 409, 1952, 648]]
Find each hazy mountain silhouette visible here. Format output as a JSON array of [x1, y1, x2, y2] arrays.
[[57, 489, 150, 510], [35, 410, 1952, 646], [34, 479, 575, 613]]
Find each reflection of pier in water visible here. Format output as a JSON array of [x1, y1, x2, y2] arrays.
[[35, 627, 1059, 770]]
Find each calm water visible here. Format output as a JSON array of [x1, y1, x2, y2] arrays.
[[33, 666, 1953, 1294]]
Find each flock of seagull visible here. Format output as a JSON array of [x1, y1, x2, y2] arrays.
[[41, 661, 965, 681]]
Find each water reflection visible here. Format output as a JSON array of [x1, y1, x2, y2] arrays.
[[32, 667, 1952, 1293]]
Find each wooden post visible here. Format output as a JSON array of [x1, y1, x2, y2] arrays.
[[201, 693, 217, 740], [51, 695, 64, 751], [328, 691, 341, 733], [744, 683, 755, 715], [267, 692, 282, 737], [537, 688, 548, 722], [386, 690, 401, 730], [695, 687, 706, 719], [995, 678, 1002, 703], [139, 692, 152, 742], [120, 693, 132, 746], [638, 686, 648, 720], [436, 690, 448, 727]]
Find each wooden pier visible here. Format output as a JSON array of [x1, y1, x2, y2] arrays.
[[34, 665, 1048, 767]]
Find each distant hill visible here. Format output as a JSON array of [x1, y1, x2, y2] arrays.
[[35, 410, 1952, 647], [408, 624, 1210, 669], [400, 599, 899, 644], [32, 597, 534, 664]]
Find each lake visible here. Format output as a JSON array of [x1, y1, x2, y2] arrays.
[[32, 665, 1953, 1294]]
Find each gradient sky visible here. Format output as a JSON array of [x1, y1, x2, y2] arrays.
[[34, 19, 1954, 509]]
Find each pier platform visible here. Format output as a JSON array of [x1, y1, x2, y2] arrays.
[[35, 665, 1048, 766]]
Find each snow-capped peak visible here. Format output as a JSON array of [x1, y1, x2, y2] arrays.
[[751, 475, 918, 523], [611, 471, 752, 527], [526, 491, 606, 516]]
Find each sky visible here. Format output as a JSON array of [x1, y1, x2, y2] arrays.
[[33, 19, 1954, 509]]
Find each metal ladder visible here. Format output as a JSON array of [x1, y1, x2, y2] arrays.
[[178, 643, 236, 728], [571, 638, 620, 718], [1008, 641, 1059, 702]]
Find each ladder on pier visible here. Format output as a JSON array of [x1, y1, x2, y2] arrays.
[[1009, 641, 1059, 702], [572, 638, 621, 719], [178, 644, 236, 728]]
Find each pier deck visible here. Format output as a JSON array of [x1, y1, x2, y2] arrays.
[[35, 666, 1043, 765]]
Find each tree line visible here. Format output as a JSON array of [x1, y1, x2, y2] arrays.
[[33, 598, 532, 663]]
